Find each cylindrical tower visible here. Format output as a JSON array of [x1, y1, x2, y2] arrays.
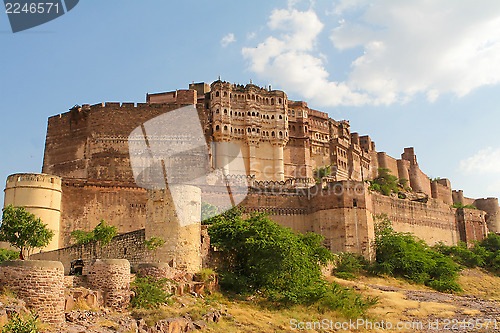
[[146, 185, 202, 273], [87, 259, 131, 311], [3, 173, 62, 251], [474, 198, 500, 234], [0, 260, 65, 325]]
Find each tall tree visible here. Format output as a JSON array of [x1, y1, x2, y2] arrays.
[[0, 205, 54, 259]]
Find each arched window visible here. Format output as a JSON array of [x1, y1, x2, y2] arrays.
[[279, 131, 283, 137], [304, 126, 308, 132], [215, 125, 220, 131], [271, 131, 275, 137], [224, 109, 227, 114], [257, 129, 260, 133], [252, 128, 256, 132], [216, 109, 219, 113], [271, 98, 274, 105], [247, 111, 251, 116], [271, 115, 275, 119], [215, 91, 220, 97], [247, 94, 250, 99], [252, 112, 255, 116], [279, 115, 283, 119], [267, 115, 270, 119], [256, 112, 259, 117], [223, 91, 227, 97], [279, 98, 282, 104], [224, 125, 228, 131]]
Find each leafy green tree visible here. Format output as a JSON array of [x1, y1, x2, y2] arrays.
[[93, 220, 117, 246], [0, 205, 54, 259], [208, 207, 334, 304], [71, 220, 117, 247], [369, 168, 400, 196]]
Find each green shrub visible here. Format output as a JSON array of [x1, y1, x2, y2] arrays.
[[2, 312, 39, 333], [372, 214, 461, 292], [0, 249, 19, 263], [433, 242, 484, 268], [71, 220, 117, 247], [333, 252, 368, 279], [369, 168, 407, 196], [131, 276, 171, 309], [316, 283, 378, 318]]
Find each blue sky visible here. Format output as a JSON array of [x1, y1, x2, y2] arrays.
[[1, 0, 500, 207]]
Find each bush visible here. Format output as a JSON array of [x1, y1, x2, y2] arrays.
[[0, 249, 19, 263], [372, 214, 461, 292], [316, 283, 378, 318], [2, 312, 39, 333], [131, 277, 171, 309], [369, 168, 405, 196], [433, 242, 484, 268], [209, 208, 333, 304], [71, 220, 117, 247], [333, 252, 368, 279]]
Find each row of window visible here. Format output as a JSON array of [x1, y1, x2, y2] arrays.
[[215, 108, 284, 120], [214, 124, 286, 138], [214, 90, 284, 105], [288, 110, 307, 117]]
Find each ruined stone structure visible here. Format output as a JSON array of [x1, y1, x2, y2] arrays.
[[0, 260, 65, 325], [3, 79, 498, 261]]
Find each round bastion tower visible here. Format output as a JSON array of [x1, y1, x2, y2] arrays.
[[3, 173, 62, 252], [145, 185, 202, 273]]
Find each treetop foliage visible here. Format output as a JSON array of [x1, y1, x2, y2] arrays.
[[0, 205, 54, 259], [71, 220, 117, 247]]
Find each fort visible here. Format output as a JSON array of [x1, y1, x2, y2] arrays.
[[2, 78, 499, 268]]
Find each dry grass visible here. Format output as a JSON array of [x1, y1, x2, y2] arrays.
[[459, 268, 500, 301]]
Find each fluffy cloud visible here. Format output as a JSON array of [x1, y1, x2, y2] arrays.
[[242, 8, 369, 106], [460, 147, 500, 174], [221, 33, 236, 47], [242, 1, 500, 106]]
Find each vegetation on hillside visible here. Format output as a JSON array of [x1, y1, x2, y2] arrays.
[[433, 234, 500, 275], [206, 207, 377, 317], [333, 214, 462, 292], [0, 205, 54, 259], [71, 220, 117, 247]]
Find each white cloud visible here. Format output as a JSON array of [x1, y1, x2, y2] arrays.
[[242, 8, 369, 106], [460, 147, 500, 174], [221, 33, 236, 47], [243, 1, 500, 106]]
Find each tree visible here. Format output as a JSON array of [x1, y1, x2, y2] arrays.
[[369, 168, 400, 196], [71, 219, 117, 247], [0, 205, 54, 259], [208, 207, 334, 304]]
